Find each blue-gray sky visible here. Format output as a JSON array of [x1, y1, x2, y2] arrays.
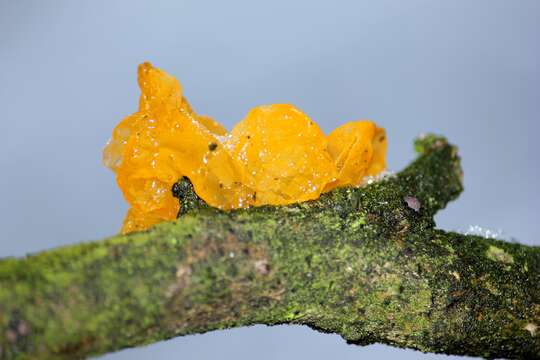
[[1, 1, 538, 359]]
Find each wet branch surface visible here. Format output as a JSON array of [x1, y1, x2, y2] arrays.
[[0, 135, 539, 359]]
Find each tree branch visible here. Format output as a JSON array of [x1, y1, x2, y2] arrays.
[[1, 135, 538, 359]]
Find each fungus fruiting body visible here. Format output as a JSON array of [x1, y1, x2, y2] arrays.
[[103, 62, 387, 233]]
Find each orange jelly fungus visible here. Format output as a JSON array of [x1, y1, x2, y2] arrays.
[[103, 62, 387, 234]]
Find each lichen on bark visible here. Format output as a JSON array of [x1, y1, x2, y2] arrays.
[[0, 135, 538, 360]]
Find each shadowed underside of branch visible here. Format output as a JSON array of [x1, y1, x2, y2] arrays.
[[0, 135, 539, 359]]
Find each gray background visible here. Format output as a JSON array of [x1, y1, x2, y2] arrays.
[[1, 0, 538, 359]]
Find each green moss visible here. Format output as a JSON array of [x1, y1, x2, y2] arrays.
[[486, 245, 515, 265]]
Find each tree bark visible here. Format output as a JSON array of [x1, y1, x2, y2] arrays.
[[0, 135, 538, 359]]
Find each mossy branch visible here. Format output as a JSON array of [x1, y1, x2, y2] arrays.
[[1, 135, 539, 359]]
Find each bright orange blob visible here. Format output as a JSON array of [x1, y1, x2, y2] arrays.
[[103, 62, 387, 233], [324, 121, 387, 191], [228, 104, 337, 205]]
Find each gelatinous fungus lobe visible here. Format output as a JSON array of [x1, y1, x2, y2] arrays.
[[103, 62, 387, 234], [228, 104, 337, 205], [325, 121, 387, 191], [103, 62, 242, 233]]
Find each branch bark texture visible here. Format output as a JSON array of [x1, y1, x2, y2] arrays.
[[0, 135, 538, 359]]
